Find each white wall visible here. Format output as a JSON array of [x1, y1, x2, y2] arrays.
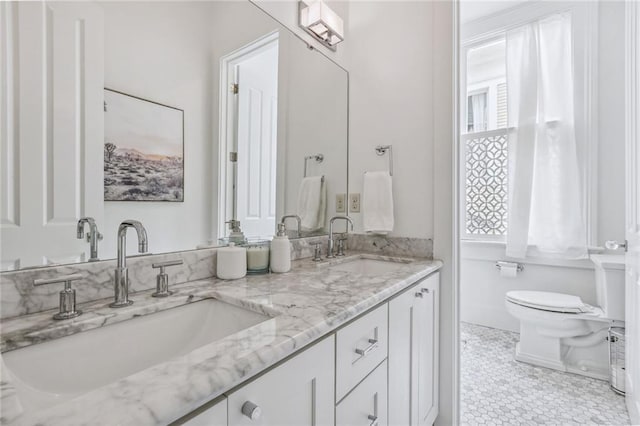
[[597, 1, 626, 245], [281, 40, 348, 232], [346, 2, 434, 239], [101, 2, 214, 257], [460, 1, 627, 332]]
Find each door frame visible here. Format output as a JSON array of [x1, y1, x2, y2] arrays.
[[625, 0, 640, 423], [216, 31, 279, 240]]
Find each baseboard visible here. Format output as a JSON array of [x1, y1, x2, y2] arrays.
[[461, 304, 519, 332]]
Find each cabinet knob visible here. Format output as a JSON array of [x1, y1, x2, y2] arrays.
[[421, 288, 430, 294], [415, 292, 424, 298], [241, 401, 262, 420]]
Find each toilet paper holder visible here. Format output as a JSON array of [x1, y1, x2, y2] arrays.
[[495, 261, 524, 272]]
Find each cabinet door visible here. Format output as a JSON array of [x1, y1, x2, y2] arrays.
[[388, 284, 420, 426], [336, 361, 388, 426], [416, 273, 439, 426], [388, 273, 440, 426], [181, 397, 227, 426], [228, 336, 335, 426]]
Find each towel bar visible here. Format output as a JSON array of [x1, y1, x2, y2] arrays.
[[304, 153, 324, 177], [375, 145, 393, 176]]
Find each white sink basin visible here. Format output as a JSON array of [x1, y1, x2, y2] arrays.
[[2, 299, 272, 411], [328, 258, 410, 276]]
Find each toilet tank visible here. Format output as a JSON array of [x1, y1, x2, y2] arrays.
[[590, 254, 626, 322]]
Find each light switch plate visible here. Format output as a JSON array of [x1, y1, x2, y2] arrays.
[[349, 193, 361, 213], [336, 194, 346, 213]]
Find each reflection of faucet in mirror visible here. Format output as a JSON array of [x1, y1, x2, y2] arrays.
[[327, 216, 354, 258], [76, 217, 103, 262], [111, 220, 148, 308], [280, 215, 302, 238]]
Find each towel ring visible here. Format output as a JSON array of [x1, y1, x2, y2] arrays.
[[304, 154, 324, 177], [375, 145, 393, 176]]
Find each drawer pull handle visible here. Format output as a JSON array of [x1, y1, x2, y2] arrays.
[[421, 288, 430, 294], [241, 401, 262, 420], [355, 339, 378, 357], [415, 292, 424, 298], [368, 415, 379, 426]]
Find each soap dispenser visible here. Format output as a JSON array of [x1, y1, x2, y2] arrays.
[[226, 219, 246, 245], [270, 223, 291, 273]]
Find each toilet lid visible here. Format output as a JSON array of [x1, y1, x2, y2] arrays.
[[506, 291, 590, 313]]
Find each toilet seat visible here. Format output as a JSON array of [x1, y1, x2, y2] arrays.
[[506, 291, 593, 314]]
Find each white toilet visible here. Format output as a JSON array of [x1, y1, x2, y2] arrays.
[[505, 254, 626, 380]]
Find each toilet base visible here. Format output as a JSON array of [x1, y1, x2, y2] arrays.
[[514, 338, 609, 381]]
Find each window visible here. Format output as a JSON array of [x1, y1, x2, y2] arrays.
[[463, 38, 509, 238], [461, 2, 598, 248]]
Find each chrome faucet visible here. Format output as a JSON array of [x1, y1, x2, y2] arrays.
[[77, 217, 103, 262], [327, 216, 354, 258], [280, 215, 302, 237], [111, 220, 148, 308]]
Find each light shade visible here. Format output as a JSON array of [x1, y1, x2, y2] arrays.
[[299, 1, 344, 50]]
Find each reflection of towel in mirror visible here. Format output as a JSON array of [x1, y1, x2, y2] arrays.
[[363, 171, 394, 234], [297, 176, 326, 231]]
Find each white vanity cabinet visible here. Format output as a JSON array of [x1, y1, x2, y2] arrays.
[[227, 336, 335, 426], [178, 271, 440, 426], [388, 272, 440, 426], [181, 397, 227, 426]]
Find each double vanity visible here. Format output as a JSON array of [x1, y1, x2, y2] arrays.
[[0, 241, 441, 426]]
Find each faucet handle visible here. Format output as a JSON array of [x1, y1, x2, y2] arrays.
[[33, 274, 83, 320], [152, 259, 183, 273], [85, 232, 104, 242], [312, 242, 323, 262], [151, 259, 183, 297]]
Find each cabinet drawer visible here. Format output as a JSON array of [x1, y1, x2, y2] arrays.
[[336, 360, 388, 426], [336, 304, 388, 401]]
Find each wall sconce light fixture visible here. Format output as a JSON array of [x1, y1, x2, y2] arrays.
[[299, 0, 344, 51]]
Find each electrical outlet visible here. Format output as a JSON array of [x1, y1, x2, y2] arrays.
[[349, 193, 361, 213], [336, 194, 346, 213]]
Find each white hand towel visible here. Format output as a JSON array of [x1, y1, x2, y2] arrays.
[[297, 176, 326, 231], [363, 171, 394, 234]]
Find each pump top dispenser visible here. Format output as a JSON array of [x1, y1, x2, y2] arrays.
[[226, 220, 246, 245], [270, 223, 291, 273]]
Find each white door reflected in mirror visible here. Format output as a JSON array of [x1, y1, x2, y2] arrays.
[[234, 36, 279, 239]]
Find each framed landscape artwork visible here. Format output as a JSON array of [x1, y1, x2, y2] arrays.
[[104, 89, 184, 202]]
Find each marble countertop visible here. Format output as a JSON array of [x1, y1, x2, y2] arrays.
[[0, 253, 442, 425]]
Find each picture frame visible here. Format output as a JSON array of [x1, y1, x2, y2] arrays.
[[103, 88, 184, 202]]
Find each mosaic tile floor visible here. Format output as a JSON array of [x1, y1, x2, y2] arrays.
[[460, 322, 630, 426]]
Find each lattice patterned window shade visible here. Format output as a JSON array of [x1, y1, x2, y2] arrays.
[[465, 131, 508, 236]]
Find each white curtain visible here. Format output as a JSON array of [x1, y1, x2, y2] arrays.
[[505, 13, 587, 259], [471, 93, 487, 132]]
